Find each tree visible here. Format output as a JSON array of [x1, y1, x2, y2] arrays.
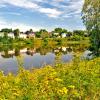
[[54, 28, 63, 33], [53, 28, 68, 37], [0, 28, 12, 33], [40, 29, 49, 39], [82, 0, 100, 55], [73, 30, 85, 36], [4, 32, 8, 39], [35, 31, 41, 38], [29, 29, 33, 33], [67, 31, 72, 37], [13, 29, 20, 39]]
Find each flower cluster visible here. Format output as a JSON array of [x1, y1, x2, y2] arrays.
[[0, 58, 100, 100]]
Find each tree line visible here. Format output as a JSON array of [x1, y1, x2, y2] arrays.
[[0, 28, 87, 39]]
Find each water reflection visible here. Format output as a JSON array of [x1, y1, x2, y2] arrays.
[[0, 44, 88, 74]]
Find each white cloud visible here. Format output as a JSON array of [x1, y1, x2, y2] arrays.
[[0, 0, 85, 30], [39, 8, 63, 18], [0, 0, 84, 18], [0, 0, 63, 18], [2, 0, 39, 9]]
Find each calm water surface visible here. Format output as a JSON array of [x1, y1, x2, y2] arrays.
[[0, 44, 89, 74]]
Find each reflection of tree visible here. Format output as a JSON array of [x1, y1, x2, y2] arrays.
[[1, 50, 13, 58], [53, 48, 63, 64], [55, 52, 62, 64], [67, 44, 88, 53], [15, 48, 20, 56], [1, 45, 14, 58], [26, 48, 35, 56], [67, 47, 73, 52], [36, 46, 52, 55], [16, 53, 24, 68], [14, 47, 23, 67]]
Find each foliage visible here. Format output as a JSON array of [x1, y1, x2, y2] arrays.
[[13, 29, 20, 39], [82, 0, 100, 55], [52, 28, 68, 38], [40, 29, 49, 39], [73, 30, 85, 36], [0, 28, 12, 33], [35, 29, 49, 38], [0, 58, 100, 99], [70, 35, 84, 41]]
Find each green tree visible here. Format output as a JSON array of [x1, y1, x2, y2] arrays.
[[54, 28, 62, 32], [0, 28, 12, 33], [4, 32, 8, 39], [40, 29, 49, 39], [13, 29, 20, 39], [54, 28, 68, 37], [82, 0, 100, 55], [29, 29, 33, 33], [73, 30, 85, 36], [35, 31, 41, 38]]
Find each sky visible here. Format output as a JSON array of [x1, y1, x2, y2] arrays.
[[0, 0, 85, 32]]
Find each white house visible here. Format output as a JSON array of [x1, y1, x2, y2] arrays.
[[27, 32, 35, 38], [61, 33, 66, 38], [8, 33, 15, 38], [19, 34, 27, 39], [0, 32, 15, 38], [0, 32, 35, 39], [0, 32, 4, 37]]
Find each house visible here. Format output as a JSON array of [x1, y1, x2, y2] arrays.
[[19, 34, 27, 39], [0, 32, 4, 37], [27, 32, 35, 38], [53, 33, 59, 36], [53, 33, 60, 38], [8, 32, 15, 38], [0, 31, 35, 39], [61, 33, 66, 38], [0, 32, 15, 38]]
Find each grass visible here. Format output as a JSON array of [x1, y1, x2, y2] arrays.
[[0, 57, 100, 100]]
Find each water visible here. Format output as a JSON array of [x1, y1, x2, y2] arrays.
[[0, 44, 89, 74]]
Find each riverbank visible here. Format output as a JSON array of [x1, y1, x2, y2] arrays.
[[0, 37, 90, 46], [0, 57, 100, 99]]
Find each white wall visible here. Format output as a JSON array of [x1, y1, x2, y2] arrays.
[[19, 34, 27, 39]]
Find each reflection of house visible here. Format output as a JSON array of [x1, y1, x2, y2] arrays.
[[0, 48, 36, 58], [26, 48, 36, 56], [20, 48, 28, 53], [1, 50, 15, 58], [62, 47, 66, 52]]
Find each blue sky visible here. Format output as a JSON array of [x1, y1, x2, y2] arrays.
[[0, 0, 85, 32]]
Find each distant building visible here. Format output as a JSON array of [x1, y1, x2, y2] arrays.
[[61, 33, 66, 38], [27, 32, 35, 38], [19, 34, 27, 39], [53, 33, 60, 38], [0, 32, 4, 37], [0, 32, 35, 39], [8, 32, 15, 38]]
